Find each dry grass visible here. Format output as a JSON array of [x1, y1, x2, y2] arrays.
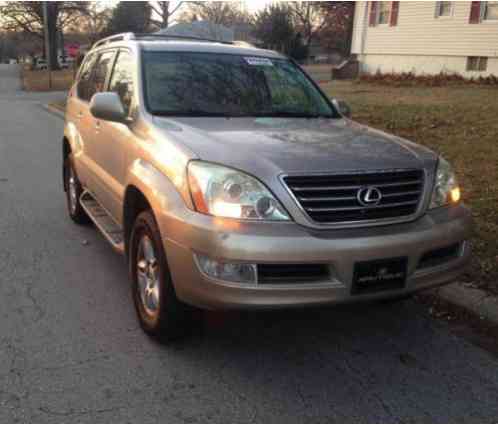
[[22, 69, 75, 92], [323, 81, 498, 292], [303, 64, 333, 83], [359, 71, 498, 87]]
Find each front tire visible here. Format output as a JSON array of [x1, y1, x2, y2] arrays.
[[129, 210, 195, 342], [64, 156, 90, 225]]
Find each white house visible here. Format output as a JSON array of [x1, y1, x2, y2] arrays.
[[351, 1, 498, 77]]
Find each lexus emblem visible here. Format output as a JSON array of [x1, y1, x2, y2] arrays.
[[357, 187, 382, 207]]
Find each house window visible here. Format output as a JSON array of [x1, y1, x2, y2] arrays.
[[378, 2, 392, 24], [467, 57, 488, 71], [484, 1, 498, 19], [436, 1, 453, 17]]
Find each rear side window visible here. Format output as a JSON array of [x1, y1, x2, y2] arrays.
[[78, 50, 115, 102], [90, 51, 116, 100], [77, 54, 97, 101], [108, 50, 134, 115]]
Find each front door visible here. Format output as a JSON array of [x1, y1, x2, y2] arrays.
[[91, 49, 135, 224], [82, 50, 121, 218]]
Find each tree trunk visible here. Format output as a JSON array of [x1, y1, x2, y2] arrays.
[[59, 30, 65, 61], [46, 2, 60, 70], [162, 3, 170, 29], [305, 35, 313, 64], [345, 2, 356, 56]]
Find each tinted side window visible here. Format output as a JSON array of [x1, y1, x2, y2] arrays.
[[108, 51, 134, 115], [89, 51, 116, 101], [77, 54, 97, 101]]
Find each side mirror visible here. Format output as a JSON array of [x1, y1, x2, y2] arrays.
[[90, 92, 127, 123], [332, 99, 352, 119]]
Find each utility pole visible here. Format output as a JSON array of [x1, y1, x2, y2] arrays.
[[43, 1, 52, 89]]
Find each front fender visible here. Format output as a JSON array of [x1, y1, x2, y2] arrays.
[[64, 121, 84, 159], [125, 159, 194, 234]]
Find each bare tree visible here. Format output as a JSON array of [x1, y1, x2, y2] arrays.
[[148, 1, 184, 29], [288, 2, 328, 56], [80, 3, 113, 43], [105, 1, 152, 36], [317, 2, 356, 55], [253, 3, 295, 54], [179, 1, 248, 26], [0, 1, 88, 68]]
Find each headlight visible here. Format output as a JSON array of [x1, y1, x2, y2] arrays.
[[187, 161, 290, 221], [430, 157, 461, 209]]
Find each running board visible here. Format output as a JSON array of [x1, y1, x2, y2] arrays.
[[80, 191, 125, 255]]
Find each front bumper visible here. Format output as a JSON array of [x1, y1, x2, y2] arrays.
[[161, 205, 472, 310]]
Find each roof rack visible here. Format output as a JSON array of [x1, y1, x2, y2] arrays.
[[92, 32, 234, 49], [92, 33, 135, 49], [133, 33, 234, 45]]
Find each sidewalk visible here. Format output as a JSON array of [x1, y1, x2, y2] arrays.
[[435, 282, 498, 325]]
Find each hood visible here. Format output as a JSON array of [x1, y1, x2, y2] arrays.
[[153, 116, 437, 176]]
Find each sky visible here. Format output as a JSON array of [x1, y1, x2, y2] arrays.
[[0, 1, 273, 27], [245, 0, 272, 12]]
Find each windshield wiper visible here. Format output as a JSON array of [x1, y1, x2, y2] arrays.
[[151, 109, 236, 117], [254, 111, 333, 119], [151, 110, 333, 119]]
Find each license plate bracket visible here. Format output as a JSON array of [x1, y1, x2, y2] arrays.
[[352, 257, 408, 295]]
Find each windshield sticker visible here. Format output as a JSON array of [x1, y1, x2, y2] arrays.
[[245, 57, 274, 67]]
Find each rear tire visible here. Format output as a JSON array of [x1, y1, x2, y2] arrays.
[[129, 210, 196, 342], [64, 156, 90, 225]]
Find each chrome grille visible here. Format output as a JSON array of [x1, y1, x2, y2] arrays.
[[284, 170, 425, 224]]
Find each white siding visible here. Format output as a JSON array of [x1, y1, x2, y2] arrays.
[[352, 2, 370, 54], [358, 54, 498, 76], [352, 1, 498, 76]]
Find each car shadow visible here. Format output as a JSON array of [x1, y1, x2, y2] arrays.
[[150, 300, 481, 422]]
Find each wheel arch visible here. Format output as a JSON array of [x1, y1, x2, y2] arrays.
[[62, 137, 71, 192], [123, 185, 153, 259], [123, 159, 193, 259]]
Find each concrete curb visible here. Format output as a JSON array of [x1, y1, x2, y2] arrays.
[[44, 103, 65, 119], [434, 283, 498, 326]]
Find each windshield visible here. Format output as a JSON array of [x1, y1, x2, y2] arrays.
[[142, 51, 337, 118]]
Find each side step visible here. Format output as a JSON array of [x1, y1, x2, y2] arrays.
[[80, 191, 125, 255]]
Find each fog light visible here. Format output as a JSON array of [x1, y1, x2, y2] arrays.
[[450, 187, 461, 203], [195, 254, 257, 284]]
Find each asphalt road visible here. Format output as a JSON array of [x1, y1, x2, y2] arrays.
[[1, 64, 498, 423]]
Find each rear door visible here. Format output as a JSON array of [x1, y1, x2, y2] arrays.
[[65, 52, 98, 189]]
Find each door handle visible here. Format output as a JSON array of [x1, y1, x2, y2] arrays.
[[77, 111, 83, 119], [95, 121, 101, 131]]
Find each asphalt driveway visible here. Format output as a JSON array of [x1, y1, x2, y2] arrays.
[[1, 65, 498, 423]]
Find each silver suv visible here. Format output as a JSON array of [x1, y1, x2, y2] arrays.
[[63, 33, 472, 340]]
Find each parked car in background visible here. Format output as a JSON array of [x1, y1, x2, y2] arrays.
[[35, 59, 48, 70], [59, 55, 75, 69], [62, 33, 472, 342]]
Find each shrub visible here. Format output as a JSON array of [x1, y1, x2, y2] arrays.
[[358, 71, 498, 87]]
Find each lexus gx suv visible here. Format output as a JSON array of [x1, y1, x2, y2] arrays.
[[63, 33, 472, 340]]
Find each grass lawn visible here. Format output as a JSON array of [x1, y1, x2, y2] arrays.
[[322, 81, 498, 292], [22, 69, 74, 92]]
